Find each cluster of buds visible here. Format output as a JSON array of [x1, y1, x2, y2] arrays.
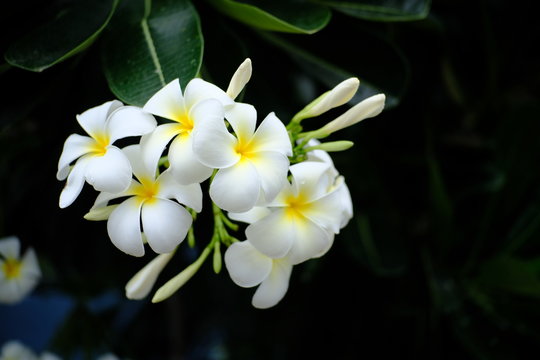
[[57, 59, 385, 308]]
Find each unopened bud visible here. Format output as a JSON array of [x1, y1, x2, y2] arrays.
[[125, 252, 175, 300], [305, 140, 354, 153], [84, 205, 117, 221], [226, 58, 252, 100]]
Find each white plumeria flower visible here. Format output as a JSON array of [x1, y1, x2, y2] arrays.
[[125, 251, 174, 299], [141, 78, 234, 185], [0, 236, 41, 304], [239, 161, 344, 264], [89, 145, 202, 257], [225, 240, 293, 309], [57, 101, 157, 208], [193, 102, 292, 212], [0, 340, 38, 360]]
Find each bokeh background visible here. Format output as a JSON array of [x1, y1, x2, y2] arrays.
[[1, 0, 540, 359]]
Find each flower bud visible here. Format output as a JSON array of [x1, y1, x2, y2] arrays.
[[125, 252, 174, 300], [84, 205, 117, 221], [318, 93, 385, 135], [305, 140, 354, 153], [292, 77, 359, 123], [226, 58, 252, 100]]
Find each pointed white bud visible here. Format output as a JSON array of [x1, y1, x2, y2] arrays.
[[226, 58, 252, 100], [292, 78, 360, 123], [125, 252, 175, 300], [84, 205, 118, 221], [317, 93, 385, 136]]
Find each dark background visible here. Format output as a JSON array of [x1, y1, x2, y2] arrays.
[[1, 0, 540, 359]]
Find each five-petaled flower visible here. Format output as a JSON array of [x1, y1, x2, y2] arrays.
[[193, 102, 292, 212], [57, 100, 157, 208], [89, 145, 202, 257]]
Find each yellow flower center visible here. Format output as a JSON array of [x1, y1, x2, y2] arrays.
[[133, 177, 160, 204], [284, 193, 311, 218], [89, 133, 110, 156], [2, 258, 22, 280], [235, 138, 256, 161], [173, 112, 194, 134]]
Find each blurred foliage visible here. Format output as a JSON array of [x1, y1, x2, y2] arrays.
[[1, 0, 540, 359]]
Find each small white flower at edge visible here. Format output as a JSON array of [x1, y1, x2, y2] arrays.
[[57, 101, 157, 208], [0, 340, 38, 360], [225, 240, 293, 309], [0, 236, 41, 304], [89, 145, 202, 257], [193, 102, 292, 212], [236, 161, 345, 265]]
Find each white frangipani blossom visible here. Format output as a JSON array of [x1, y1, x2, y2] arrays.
[[225, 240, 293, 309], [226, 58, 252, 100], [240, 161, 344, 264], [57, 101, 157, 208], [90, 145, 202, 257], [125, 251, 175, 299], [141, 78, 234, 185], [0, 236, 41, 304], [193, 102, 292, 212]]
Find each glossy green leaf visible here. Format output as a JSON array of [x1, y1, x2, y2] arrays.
[[206, 0, 331, 34], [102, 0, 203, 106], [320, 0, 431, 22], [4, 0, 118, 72]]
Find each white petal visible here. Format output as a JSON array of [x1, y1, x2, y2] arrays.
[[156, 170, 203, 212], [107, 197, 144, 257], [143, 79, 187, 121], [107, 106, 157, 143], [122, 144, 155, 181], [59, 156, 91, 208], [301, 190, 344, 234], [210, 161, 260, 212], [190, 98, 225, 130], [141, 199, 192, 254], [226, 58, 252, 99], [252, 259, 293, 309], [140, 123, 181, 175], [228, 207, 271, 224], [85, 146, 132, 193], [169, 135, 213, 184], [246, 209, 294, 258], [248, 151, 289, 203], [250, 112, 292, 156], [192, 109, 239, 169], [0, 236, 20, 258], [90, 179, 140, 209], [224, 241, 272, 288], [224, 102, 256, 142], [125, 251, 174, 300], [76, 100, 123, 138], [57, 134, 94, 180], [0, 279, 25, 304], [289, 161, 331, 201], [184, 78, 233, 109], [287, 219, 333, 265], [20, 248, 41, 279], [335, 177, 353, 229]]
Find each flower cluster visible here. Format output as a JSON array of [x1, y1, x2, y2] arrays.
[[57, 59, 385, 309]]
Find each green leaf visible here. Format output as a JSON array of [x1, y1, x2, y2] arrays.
[[320, 0, 431, 22], [4, 0, 118, 72], [206, 0, 331, 34], [102, 0, 203, 106], [476, 256, 540, 298]]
